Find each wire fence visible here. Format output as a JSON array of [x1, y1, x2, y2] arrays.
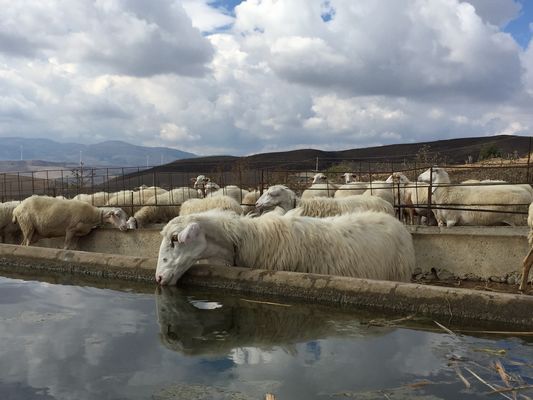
[[1, 158, 532, 225]]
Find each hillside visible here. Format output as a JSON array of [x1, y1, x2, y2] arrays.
[[149, 135, 532, 173], [0, 138, 196, 167]]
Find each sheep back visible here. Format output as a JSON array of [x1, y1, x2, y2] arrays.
[[180, 196, 244, 216], [170, 210, 415, 282], [13, 196, 101, 238]]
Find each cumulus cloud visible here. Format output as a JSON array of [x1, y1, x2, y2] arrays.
[[0, 0, 531, 156], [0, 0, 213, 77]]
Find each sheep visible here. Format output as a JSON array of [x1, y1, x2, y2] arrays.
[[193, 175, 213, 197], [301, 173, 337, 199], [256, 185, 393, 217], [105, 187, 167, 215], [334, 182, 368, 198], [519, 203, 533, 292], [418, 167, 531, 227], [12, 196, 128, 249], [241, 190, 261, 214], [155, 209, 415, 285], [342, 172, 359, 184], [385, 173, 435, 225], [0, 201, 21, 243], [204, 183, 250, 204], [362, 181, 395, 205], [73, 192, 110, 207], [179, 195, 244, 216], [127, 187, 199, 229]]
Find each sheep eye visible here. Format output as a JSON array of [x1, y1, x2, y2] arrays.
[[170, 234, 179, 248]]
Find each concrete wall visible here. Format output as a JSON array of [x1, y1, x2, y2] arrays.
[[1, 243, 532, 328], [32, 225, 531, 281]]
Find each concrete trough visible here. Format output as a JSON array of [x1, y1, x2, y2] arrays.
[[1, 243, 532, 328], [32, 225, 531, 282]]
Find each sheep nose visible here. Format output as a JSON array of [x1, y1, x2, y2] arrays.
[[156, 275, 162, 284]]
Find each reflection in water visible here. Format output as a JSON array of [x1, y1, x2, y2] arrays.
[[1, 274, 533, 400], [155, 286, 388, 361]]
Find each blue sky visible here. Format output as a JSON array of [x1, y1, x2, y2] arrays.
[[0, 0, 532, 156], [504, 0, 533, 47]]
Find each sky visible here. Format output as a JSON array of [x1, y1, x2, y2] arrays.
[[1, 0, 533, 156]]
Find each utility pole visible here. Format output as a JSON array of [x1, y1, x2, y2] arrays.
[[315, 157, 319, 172], [20, 145, 23, 161], [146, 155, 149, 168]]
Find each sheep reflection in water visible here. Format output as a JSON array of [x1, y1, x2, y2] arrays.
[[155, 286, 387, 359]]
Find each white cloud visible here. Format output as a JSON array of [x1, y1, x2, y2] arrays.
[[182, 0, 234, 32], [0, 0, 532, 157]]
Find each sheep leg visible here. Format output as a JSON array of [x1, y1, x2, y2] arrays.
[[64, 229, 78, 250], [20, 226, 35, 246], [518, 246, 533, 292]]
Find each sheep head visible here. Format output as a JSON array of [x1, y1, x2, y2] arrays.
[[312, 173, 328, 184], [102, 208, 129, 231], [342, 172, 358, 184], [193, 175, 210, 189], [255, 185, 296, 212], [386, 172, 410, 184], [126, 216, 137, 229], [204, 182, 220, 196], [417, 167, 450, 185], [156, 219, 208, 286]]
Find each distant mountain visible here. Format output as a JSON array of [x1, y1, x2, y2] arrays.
[[0, 137, 196, 167], [148, 134, 532, 173]]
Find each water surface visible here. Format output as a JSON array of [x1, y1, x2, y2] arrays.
[[0, 272, 532, 400]]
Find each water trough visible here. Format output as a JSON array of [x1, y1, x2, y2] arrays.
[[1, 240, 532, 329]]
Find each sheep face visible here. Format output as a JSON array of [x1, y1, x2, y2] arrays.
[[193, 175, 209, 189], [418, 167, 450, 184], [204, 182, 220, 196], [386, 172, 410, 184], [103, 208, 129, 231], [312, 173, 327, 184], [156, 221, 208, 285], [255, 185, 294, 212], [126, 216, 137, 229], [342, 173, 357, 184]]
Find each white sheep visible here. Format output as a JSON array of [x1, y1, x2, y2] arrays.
[[155, 209, 415, 285], [127, 187, 199, 229], [334, 182, 368, 198], [342, 172, 359, 184], [241, 190, 261, 214], [179, 195, 244, 216], [418, 167, 531, 227], [105, 187, 167, 215], [362, 181, 395, 205], [193, 175, 213, 197], [301, 173, 337, 199], [519, 203, 533, 291], [386, 173, 435, 225], [255, 185, 394, 217], [204, 183, 249, 204], [0, 201, 21, 243], [12, 196, 128, 249], [73, 192, 110, 207]]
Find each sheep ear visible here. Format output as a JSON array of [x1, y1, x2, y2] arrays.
[[103, 210, 114, 218], [177, 222, 201, 244]]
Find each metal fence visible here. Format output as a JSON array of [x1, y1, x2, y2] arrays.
[[1, 158, 532, 225]]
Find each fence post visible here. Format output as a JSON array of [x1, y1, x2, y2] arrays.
[[527, 136, 532, 184], [427, 166, 433, 226], [260, 169, 264, 195]]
